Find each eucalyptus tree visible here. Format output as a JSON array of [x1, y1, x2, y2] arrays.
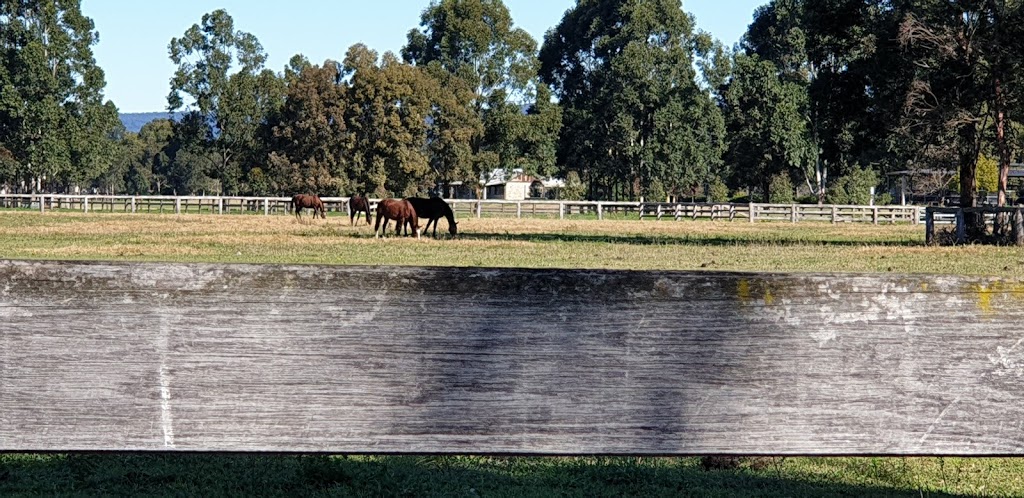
[[0, 0, 121, 191], [540, 0, 724, 200], [897, 0, 1024, 219], [167, 9, 284, 194], [266, 59, 350, 195], [403, 0, 553, 188], [343, 44, 440, 197], [721, 53, 813, 201]]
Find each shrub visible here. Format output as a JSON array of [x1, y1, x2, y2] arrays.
[[708, 177, 730, 203], [768, 174, 794, 203]]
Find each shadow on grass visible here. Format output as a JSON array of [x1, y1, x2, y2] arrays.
[[0, 454, 969, 498], [455, 231, 923, 247]]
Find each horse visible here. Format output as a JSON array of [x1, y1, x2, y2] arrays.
[[349, 194, 371, 226], [405, 197, 458, 237], [374, 198, 420, 238], [292, 194, 326, 221]]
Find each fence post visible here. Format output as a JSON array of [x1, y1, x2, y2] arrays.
[[131, 197, 137, 214], [925, 208, 935, 246], [264, 198, 270, 216], [831, 206, 838, 224], [748, 202, 755, 223], [872, 206, 879, 225], [955, 209, 966, 244], [38, 195, 44, 213], [175, 198, 181, 215], [476, 201, 482, 218], [1014, 209, 1024, 246], [83, 197, 89, 213], [597, 203, 603, 221], [791, 204, 798, 223], [558, 202, 565, 220], [218, 198, 224, 215], [914, 207, 921, 225]]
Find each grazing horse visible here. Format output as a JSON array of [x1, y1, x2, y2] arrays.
[[374, 198, 420, 238], [292, 194, 326, 221], [405, 197, 458, 237], [349, 194, 371, 226]]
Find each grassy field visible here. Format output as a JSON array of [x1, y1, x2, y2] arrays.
[[0, 211, 1021, 275], [2, 210, 1024, 497]]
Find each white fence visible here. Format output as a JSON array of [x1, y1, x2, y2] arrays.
[[0, 194, 926, 224]]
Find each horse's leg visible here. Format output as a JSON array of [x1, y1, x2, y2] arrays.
[[374, 212, 382, 237]]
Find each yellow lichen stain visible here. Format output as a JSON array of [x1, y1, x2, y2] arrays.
[[971, 280, 1024, 315], [920, 282, 928, 293], [737, 279, 751, 302], [975, 283, 994, 315], [764, 287, 775, 306]]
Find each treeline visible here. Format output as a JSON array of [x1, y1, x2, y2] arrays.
[[2, 0, 1023, 205]]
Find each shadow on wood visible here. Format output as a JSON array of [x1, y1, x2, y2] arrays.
[[2, 260, 1024, 455]]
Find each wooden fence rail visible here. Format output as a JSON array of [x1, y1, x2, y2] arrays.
[[0, 194, 926, 224], [3, 259, 1024, 455]]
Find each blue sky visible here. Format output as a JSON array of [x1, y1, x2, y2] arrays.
[[81, 0, 765, 113]]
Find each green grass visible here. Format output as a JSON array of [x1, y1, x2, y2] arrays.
[[4, 454, 1021, 497], [2, 211, 1024, 496]]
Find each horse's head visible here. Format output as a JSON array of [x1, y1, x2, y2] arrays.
[[449, 221, 458, 236]]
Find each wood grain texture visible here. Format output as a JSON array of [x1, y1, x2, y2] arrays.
[[3, 259, 1024, 455]]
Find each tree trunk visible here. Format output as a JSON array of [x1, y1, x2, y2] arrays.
[[959, 124, 984, 239]]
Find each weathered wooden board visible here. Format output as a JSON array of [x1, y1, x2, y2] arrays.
[[3, 259, 1024, 455]]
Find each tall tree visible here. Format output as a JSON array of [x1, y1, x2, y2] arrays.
[[403, 0, 544, 192], [898, 0, 997, 225], [343, 45, 439, 197], [721, 54, 813, 200], [540, 0, 724, 200], [167, 9, 283, 195], [0, 0, 121, 192], [403, 0, 538, 104], [267, 59, 350, 195]]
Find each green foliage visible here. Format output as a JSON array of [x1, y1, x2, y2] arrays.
[[167, 9, 284, 195], [560, 171, 586, 200], [0, 0, 122, 191], [768, 173, 795, 203], [645, 178, 667, 203], [722, 54, 813, 201], [825, 167, 881, 205], [265, 60, 348, 195], [976, 154, 999, 193], [540, 0, 725, 200], [708, 177, 730, 203]]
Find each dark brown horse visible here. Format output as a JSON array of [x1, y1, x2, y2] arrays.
[[405, 197, 458, 237], [374, 198, 420, 238], [292, 194, 326, 221], [349, 194, 371, 226]]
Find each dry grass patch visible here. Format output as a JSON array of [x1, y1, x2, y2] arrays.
[[0, 211, 1020, 275]]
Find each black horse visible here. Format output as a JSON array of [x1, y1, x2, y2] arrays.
[[405, 197, 458, 237], [349, 194, 371, 226]]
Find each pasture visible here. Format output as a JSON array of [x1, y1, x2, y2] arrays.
[[3, 210, 1024, 497]]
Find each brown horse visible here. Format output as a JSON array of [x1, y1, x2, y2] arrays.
[[292, 194, 326, 221], [405, 197, 458, 237], [349, 194, 371, 226], [374, 198, 420, 238]]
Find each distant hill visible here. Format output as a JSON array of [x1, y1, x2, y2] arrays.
[[119, 112, 182, 133]]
